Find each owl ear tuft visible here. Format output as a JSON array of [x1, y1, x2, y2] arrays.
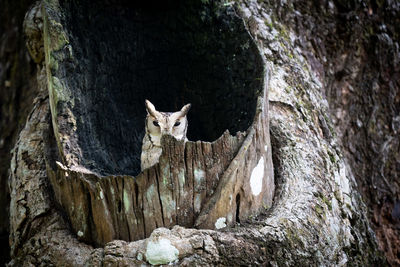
[[145, 99, 159, 117], [180, 103, 191, 117]]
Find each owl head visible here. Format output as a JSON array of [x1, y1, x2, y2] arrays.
[[145, 99, 191, 146]]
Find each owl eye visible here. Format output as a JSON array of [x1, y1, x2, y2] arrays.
[[174, 121, 181, 127], [153, 121, 159, 127]]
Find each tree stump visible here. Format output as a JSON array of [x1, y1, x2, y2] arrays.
[[43, 0, 274, 246]]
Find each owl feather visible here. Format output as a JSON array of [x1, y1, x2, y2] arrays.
[[140, 100, 191, 171]]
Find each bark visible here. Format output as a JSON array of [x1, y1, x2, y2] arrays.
[[268, 1, 400, 265], [42, 0, 274, 247], [0, 0, 38, 264], [3, 0, 398, 266]]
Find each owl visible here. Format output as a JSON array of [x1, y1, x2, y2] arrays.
[[141, 99, 191, 171]]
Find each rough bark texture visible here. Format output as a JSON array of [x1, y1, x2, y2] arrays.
[[0, 0, 37, 264], [3, 0, 399, 266], [42, 0, 274, 247], [266, 1, 400, 265]]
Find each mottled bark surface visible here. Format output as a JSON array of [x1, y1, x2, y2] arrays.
[[0, 0, 37, 264], [3, 0, 399, 266], [266, 1, 400, 265]]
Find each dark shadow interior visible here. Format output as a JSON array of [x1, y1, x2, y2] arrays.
[[58, 0, 264, 176]]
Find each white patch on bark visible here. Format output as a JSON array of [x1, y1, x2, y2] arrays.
[[77, 231, 83, 237], [145, 238, 179, 265], [226, 213, 233, 224], [194, 195, 202, 213], [194, 169, 205, 183], [136, 252, 143, 261], [215, 217, 227, 229], [123, 188, 131, 213], [250, 157, 264, 196]]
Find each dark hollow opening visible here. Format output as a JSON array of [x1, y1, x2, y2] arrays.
[[58, 0, 264, 176], [236, 193, 241, 223]]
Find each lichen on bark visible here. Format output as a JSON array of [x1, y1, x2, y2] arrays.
[[4, 0, 395, 266]]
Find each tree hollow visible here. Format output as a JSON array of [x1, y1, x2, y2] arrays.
[[52, 0, 263, 176], [44, 0, 274, 246]]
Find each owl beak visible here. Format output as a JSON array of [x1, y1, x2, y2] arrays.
[[161, 128, 171, 136]]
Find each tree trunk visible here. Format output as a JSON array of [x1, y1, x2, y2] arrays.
[[3, 0, 399, 266], [0, 0, 39, 264], [42, 0, 274, 247]]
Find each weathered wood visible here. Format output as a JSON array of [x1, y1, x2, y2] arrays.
[[42, 0, 274, 246], [196, 94, 275, 229], [47, 130, 250, 245], [0, 0, 42, 264]]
